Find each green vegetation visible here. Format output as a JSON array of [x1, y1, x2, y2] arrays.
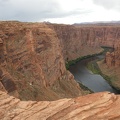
[[66, 49, 104, 70], [66, 46, 119, 93], [66, 46, 113, 70], [87, 60, 119, 91], [86, 46, 120, 92], [65, 46, 120, 93], [87, 61, 101, 74]]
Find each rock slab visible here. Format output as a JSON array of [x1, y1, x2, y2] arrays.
[[0, 91, 120, 120]]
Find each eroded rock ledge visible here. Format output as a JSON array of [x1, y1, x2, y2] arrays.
[[0, 91, 120, 120]]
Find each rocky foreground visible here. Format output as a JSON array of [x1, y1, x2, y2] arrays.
[[1, 91, 120, 120]]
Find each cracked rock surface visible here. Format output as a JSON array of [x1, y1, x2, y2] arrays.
[[0, 91, 120, 120]]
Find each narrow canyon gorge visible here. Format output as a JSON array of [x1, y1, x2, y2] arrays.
[[1, 21, 120, 119]]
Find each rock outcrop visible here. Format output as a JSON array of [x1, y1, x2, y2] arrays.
[[1, 21, 120, 100], [1, 22, 120, 119], [49, 24, 102, 61], [0, 21, 82, 100], [1, 91, 120, 120], [105, 43, 120, 67]]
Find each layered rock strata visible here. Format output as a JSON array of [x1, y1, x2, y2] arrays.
[[50, 24, 120, 61], [0, 21, 81, 100], [105, 42, 120, 67], [1, 21, 120, 100], [1, 91, 120, 120]]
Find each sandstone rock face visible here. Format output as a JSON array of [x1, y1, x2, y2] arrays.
[[0, 21, 82, 100], [1, 91, 120, 120], [105, 42, 120, 67], [1, 22, 120, 119], [105, 52, 115, 67], [50, 24, 120, 61], [1, 21, 120, 100], [49, 24, 102, 61]]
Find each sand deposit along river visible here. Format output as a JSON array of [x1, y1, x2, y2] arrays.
[[69, 50, 118, 94]]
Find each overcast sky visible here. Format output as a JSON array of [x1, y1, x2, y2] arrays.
[[0, 0, 120, 24]]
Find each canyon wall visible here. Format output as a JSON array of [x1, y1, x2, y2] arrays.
[[105, 42, 120, 67], [0, 21, 82, 100], [50, 24, 120, 61], [1, 21, 120, 100], [1, 22, 120, 119]]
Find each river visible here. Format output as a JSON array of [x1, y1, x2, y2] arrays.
[[69, 50, 118, 93]]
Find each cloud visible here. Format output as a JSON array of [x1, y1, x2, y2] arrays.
[[0, 0, 91, 22], [0, 0, 61, 21], [92, 0, 120, 11], [1, 0, 119, 24]]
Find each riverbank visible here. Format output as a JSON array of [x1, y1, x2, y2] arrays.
[[66, 48, 103, 94], [69, 46, 119, 94], [98, 60, 120, 92], [86, 47, 112, 74], [86, 47, 120, 93], [87, 61, 116, 89], [66, 48, 104, 70]]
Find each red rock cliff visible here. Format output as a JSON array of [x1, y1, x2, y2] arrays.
[[105, 42, 120, 67], [1, 22, 120, 100], [1, 22, 120, 119], [50, 24, 120, 61], [0, 21, 82, 100]]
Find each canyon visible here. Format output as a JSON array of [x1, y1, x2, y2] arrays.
[[1, 21, 120, 119]]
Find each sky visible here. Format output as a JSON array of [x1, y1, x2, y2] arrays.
[[0, 0, 120, 24]]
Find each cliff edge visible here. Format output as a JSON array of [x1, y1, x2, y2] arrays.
[[0, 91, 120, 120]]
